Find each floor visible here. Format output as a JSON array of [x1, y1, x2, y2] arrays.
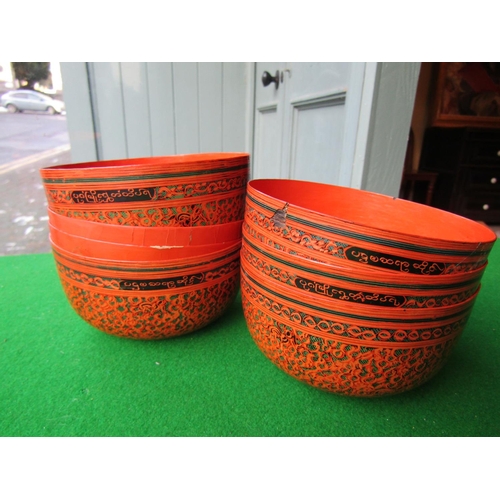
[[0, 148, 72, 256]]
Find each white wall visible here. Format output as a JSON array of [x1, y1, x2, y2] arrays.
[[352, 62, 421, 196], [60, 62, 254, 164]]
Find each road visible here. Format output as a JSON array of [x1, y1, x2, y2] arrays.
[[0, 111, 69, 164], [0, 110, 72, 256]]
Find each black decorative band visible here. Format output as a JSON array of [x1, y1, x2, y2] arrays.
[[294, 276, 406, 307], [344, 247, 445, 275], [56, 258, 240, 291], [71, 187, 157, 204]]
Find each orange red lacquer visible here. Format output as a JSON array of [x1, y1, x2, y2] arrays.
[[41, 153, 248, 339]]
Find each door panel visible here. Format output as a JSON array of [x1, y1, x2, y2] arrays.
[[199, 62, 223, 152], [146, 62, 176, 156], [287, 62, 351, 100], [172, 62, 199, 154], [73, 62, 253, 163], [253, 62, 364, 185], [91, 62, 128, 159], [253, 104, 281, 179], [289, 98, 345, 183], [222, 62, 251, 152]]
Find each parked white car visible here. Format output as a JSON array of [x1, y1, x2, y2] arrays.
[[0, 89, 65, 114]]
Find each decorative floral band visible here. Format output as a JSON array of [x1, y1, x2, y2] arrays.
[[241, 242, 410, 306], [46, 172, 248, 206], [242, 258, 474, 324], [243, 204, 487, 275], [241, 237, 482, 307], [51, 192, 246, 227], [241, 271, 470, 345]]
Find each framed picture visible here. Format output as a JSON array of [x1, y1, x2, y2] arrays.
[[432, 62, 500, 128]]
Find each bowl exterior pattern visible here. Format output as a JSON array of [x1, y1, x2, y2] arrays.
[[237, 179, 494, 396], [50, 190, 246, 227], [241, 266, 471, 397], [244, 192, 491, 276], [241, 237, 482, 309], [53, 246, 240, 340], [42, 156, 249, 227]]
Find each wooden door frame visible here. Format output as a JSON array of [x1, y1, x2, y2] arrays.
[[352, 62, 421, 196]]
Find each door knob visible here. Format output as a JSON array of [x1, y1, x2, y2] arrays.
[[262, 71, 280, 89]]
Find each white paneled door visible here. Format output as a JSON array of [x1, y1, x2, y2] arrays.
[[252, 62, 366, 185]]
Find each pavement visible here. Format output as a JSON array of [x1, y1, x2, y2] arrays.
[[0, 146, 72, 256], [0, 86, 71, 256]]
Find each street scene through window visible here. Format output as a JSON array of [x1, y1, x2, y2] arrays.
[[0, 62, 71, 256]]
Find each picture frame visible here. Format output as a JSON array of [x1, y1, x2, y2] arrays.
[[432, 62, 500, 128]]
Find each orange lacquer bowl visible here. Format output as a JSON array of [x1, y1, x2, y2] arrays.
[[51, 239, 241, 339], [246, 179, 497, 276], [241, 259, 478, 397], [41, 153, 249, 227], [240, 236, 486, 310]]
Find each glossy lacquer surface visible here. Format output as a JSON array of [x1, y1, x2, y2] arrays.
[[241, 179, 496, 396]]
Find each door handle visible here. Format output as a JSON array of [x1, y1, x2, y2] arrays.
[[262, 71, 280, 89]]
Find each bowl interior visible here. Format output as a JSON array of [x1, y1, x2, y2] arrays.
[[248, 179, 497, 246]]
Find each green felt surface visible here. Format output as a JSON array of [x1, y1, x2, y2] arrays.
[[1, 243, 499, 437]]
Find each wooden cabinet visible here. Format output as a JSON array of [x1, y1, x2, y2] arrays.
[[420, 127, 500, 224]]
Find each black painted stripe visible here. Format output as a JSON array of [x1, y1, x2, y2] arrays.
[[42, 163, 249, 184], [241, 265, 474, 325], [52, 246, 241, 273], [242, 235, 480, 291]]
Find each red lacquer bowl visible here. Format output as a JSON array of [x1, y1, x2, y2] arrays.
[[246, 179, 497, 276], [51, 239, 241, 339], [49, 223, 241, 263], [241, 237, 484, 310], [241, 255, 479, 324], [241, 262, 476, 397], [48, 208, 243, 247], [41, 153, 249, 227]]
